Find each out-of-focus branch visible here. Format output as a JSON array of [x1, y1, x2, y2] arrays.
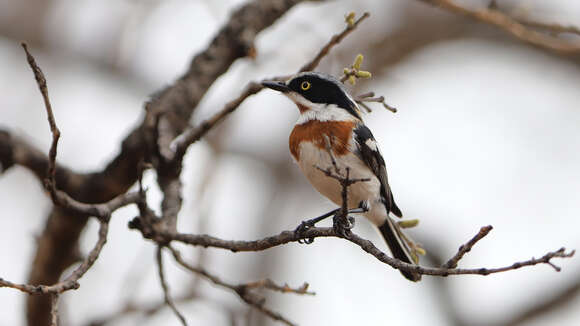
[[169, 246, 312, 326], [156, 247, 187, 326], [0, 45, 142, 326], [12, 2, 314, 325], [424, 239, 580, 326], [0, 131, 85, 186], [503, 277, 580, 326], [516, 19, 580, 37], [50, 294, 58, 326], [1, 220, 110, 295], [20, 43, 143, 221], [84, 292, 201, 326], [419, 0, 580, 54]]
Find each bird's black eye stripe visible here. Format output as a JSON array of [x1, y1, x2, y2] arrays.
[[286, 73, 362, 120]]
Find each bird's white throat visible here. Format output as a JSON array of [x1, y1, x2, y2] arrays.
[[285, 92, 359, 125]]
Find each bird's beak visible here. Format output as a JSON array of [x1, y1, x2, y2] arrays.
[[261, 80, 291, 93]]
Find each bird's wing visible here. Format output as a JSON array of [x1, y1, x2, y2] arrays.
[[353, 123, 402, 217]]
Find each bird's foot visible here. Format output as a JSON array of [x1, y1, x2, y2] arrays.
[[295, 220, 316, 244], [294, 208, 339, 244], [333, 213, 355, 238]]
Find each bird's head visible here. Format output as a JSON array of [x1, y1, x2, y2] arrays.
[[262, 72, 362, 120]]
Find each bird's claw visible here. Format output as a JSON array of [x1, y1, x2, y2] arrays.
[[295, 220, 316, 244], [333, 214, 355, 238]]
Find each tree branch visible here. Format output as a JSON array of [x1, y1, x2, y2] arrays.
[[168, 246, 310, 326], [1, 219, 110, 295], [49, 294, 58, 326], [299, 12, 370, 72], [0, 45, 144, 326], [503, 277, 580, 326], [139, 226, 575, 278], [420, 0, 580, 55], [4, 4, 575, 326], [156, 246, 187, 326], [516, 19, 580, 37], [13, 2, 315, 324], [442, 225, 493, 269]]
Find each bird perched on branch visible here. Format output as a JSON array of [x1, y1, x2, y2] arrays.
[[263, 72, 421, 282]]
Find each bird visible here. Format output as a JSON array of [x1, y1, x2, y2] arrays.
[[262, 72, 421, 282]]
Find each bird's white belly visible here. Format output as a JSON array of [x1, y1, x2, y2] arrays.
[[296, 142, 387, 225]]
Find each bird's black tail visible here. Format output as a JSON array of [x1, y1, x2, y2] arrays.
[[379, 218, 421, 282]]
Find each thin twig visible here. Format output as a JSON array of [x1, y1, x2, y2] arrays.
[[243, 279, 314, 296], [156, 246, 188, 326], [315, 166, 370, 187], [21, 43, 142, 220], [169, 245, 236, 289], [300, 12, 370, 72], [21, 43, 61, 198], [443, 225, 493, 269], [84, 291, 202, 326], [355, 94, 397, 113], [173, 82, 263, 160], [0, 45, 142, 303], [0, 220, 110, 294], [168, 246, 306, 326], [321, 135, 339, 174]]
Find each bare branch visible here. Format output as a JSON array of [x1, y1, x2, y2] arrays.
[[168, 246, 307, 326], [21, 43, 142, 220], [235, 298, 296, 326], [84, 292, 201, 326], [21, 43, 59, 163], [50, 294, 58, 326], [173, 81, 263, 159], [21, 43, 60, 198], [158, 175, 183, 233], [156, 247, 187, 326], [242, 279, 314, 296], [443, 225, 493, 269], [153, 10, 375, 248], [6, 6, 575, 326], [17, 2, 314, 323], [144, 226, 575, 278], [420, 0, 580, 54], [503, 277, 580, 326], [0, 46, 141, 300], [1, 219, 110, 295], [517, 19, 580, 37], [355, 92, 397, 113], [300, 12, 370, 72]]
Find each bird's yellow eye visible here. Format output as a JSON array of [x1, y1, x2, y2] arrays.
[[300, 81, 311, 91]]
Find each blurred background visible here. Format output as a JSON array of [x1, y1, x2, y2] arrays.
[[1, 0, 579, 325]]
